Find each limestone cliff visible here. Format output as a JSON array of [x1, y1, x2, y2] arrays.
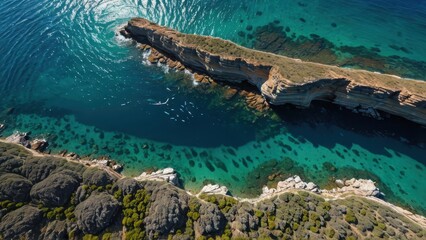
[[123, 18, 426, 125]]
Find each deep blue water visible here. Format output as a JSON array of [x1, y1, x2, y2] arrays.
[[0, 0, 425, 214]]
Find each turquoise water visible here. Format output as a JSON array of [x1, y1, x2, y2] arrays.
[[0, 0, 425, 214]]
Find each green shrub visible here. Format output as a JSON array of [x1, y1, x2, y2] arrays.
[[345, 210, 358, 224], [293, 222, 299, 230], [114, 189, 122, 200], [255, 210, 264, 218], [82, 234, 98, 240], [377, 222, 386, 230], [309, 226, 319, 233], [325, 228, 335, 238], [102, 233, 112, 240]]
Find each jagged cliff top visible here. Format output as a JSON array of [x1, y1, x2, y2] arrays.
[[129, 18, 426, 97]]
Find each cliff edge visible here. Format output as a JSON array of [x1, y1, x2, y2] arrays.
[[122, 18, 426, 125]]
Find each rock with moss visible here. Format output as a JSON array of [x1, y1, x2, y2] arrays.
[[41, 220, 68, 240], [234, 202, 259, 232], [30, 170, 80, 207], [195, 202, 226, 236], [144, 184, 189, 238], [75, 192, 120, 234], [112, 177, 143, 195], [0, 173, 32, 202], [0, 155, 23, 173], [82, 167, 116, 186], [0, 205, 43, 239], [21, 157, 64, 183]]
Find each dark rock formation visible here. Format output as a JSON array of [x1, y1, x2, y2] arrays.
[[30, 170, 80, 207], [0, 173, 32, 202], [21, 157, 62, 183], [82, 167, 116, 186], [41, 220, 68, 240], [234, 203, 259, 232], [0, 156, 23, 174], [0, 205, 42, 239], [75, 192, 120, 234], [145, 184, 189, 237], [112, 177, 142, 195], [195, 202, 226, 235]]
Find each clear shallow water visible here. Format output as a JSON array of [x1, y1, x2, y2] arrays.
[[0, 0, 425, 214]]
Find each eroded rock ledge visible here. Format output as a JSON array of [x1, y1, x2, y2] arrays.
[[121, 17, 426, 125]]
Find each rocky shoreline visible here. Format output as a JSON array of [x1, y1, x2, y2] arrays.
[[0, 133, 425, 239], [120, 18, 426, 125]]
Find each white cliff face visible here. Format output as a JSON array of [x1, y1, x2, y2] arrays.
[[124, 18, 426, 126]]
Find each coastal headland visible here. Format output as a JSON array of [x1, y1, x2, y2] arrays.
[[121, 18, 426, 125], [0, 133, 425, 239]]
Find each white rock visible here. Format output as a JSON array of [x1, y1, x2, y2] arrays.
[[135, 168, 179, 185], [162, 167, 175, 175], [199, 184, 229, 196], [295, 182, 307, 189], [335, 179, 344, 187], [294, 175, 302, 183], [306, 182, 317, 190]]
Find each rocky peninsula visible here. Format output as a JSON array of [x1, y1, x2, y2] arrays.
[[120, 18, 426, 125], [0, 133, 425, 239]]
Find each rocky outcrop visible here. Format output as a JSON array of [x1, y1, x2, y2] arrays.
[[30, 170, 80, 207], [30, 139, 48, 152], [112, 177, 143, 195], [261, 175, 319, 198], [123, 18, 426, 125], [21, 157, 61, 183], [0, 205, 43, 239], [195, 203, 226, 236], [41, 220, 68, 240], [145, 184, 189, 237], [0, 173, 32, 202], [135, 167, 179, 186], [5, 132, 31, 148], [258, 175, 383, 201], [198, 184, 229, 196], [324, 178, 383, 198], [82, 167, 116, 186], [74, 192, 120, 234]]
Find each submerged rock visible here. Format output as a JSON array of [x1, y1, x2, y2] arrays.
[[75, 192, 120, 234]]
